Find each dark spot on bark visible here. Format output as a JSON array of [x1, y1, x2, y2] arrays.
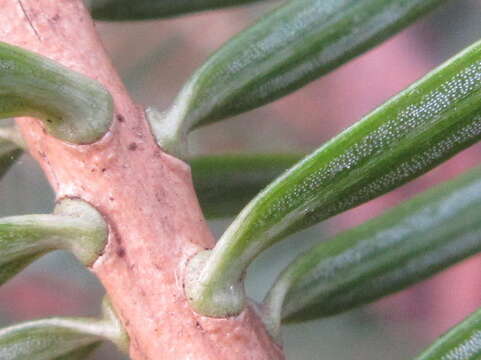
[[109, 196, 114, 201], [101, 168, 107, 172], [46, 118, 52, 123], [195, 321, 203, 330], [155, 191, 167, 204], [51, 14, 60, 22], [116, 114, 125, 123], [128, 142, 138, 151], [116, 247, 125, 257]]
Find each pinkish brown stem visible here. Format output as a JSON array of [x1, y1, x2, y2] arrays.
[[0, 1, 285, 359]]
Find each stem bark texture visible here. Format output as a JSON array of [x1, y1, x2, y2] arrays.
[[0, 1, 284, 359]]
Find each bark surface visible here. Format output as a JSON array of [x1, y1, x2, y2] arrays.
[[0, 1, 285, 359]]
